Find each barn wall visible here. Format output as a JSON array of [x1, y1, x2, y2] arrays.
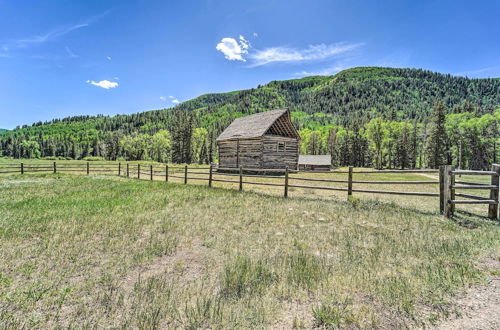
[[237, 138, 262, 168], [262, 136, 299, 169], [218, 140, 238, 168], [218, 138, 262, 168]]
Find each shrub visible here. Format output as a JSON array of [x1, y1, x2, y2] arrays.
[[219, 255, 277, 299], [312, 300, 356, 328], [83, 156, 105, 161], [285, 251, 325, 290]]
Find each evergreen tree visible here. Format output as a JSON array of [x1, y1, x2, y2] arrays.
[[426, 101, 448, 168]]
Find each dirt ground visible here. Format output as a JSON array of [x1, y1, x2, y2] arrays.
[[433, 258, 500, 330]]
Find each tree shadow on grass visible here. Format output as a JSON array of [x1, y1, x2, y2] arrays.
[[450, 210, 499, 229]]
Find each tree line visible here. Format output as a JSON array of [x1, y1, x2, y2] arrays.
[[1, 101, 498, 169]]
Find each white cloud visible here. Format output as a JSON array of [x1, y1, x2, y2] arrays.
[[253, 32, 258, 37], [86, 79, 118, 89], [216, 36, 250, 61], [106, 56, 112, 60], [163, 95, 180, 104], [249, 43, 362, 67]]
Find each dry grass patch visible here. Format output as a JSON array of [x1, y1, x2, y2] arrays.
[[0, 173, 498, 328]]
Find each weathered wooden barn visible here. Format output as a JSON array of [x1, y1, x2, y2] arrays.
[[216, 109, 300, 169], [298, 155, 332, 171]]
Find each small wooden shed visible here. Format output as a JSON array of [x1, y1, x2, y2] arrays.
[[298, 155, 332, 171], [217, 109, 300, 169]]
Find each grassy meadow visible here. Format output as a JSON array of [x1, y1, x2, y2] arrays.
[[0, 166, 499, 328]]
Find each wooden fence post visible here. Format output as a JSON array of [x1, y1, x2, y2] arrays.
[[53, 162, 57, 174], [138, 164, 140, 179], [184, 165, 188, 184], [450, 165, 456, 215], [150, 165, 153, 181], [442, 165, 454, 218], [126, 163, 129, 177], [118, 162, 121, 176], [347, 166, 353, 198], [208, 164, 213, 187], [239, 166, 243, 191], [165, 165, 168, 182], [20, 162, 24, 174], [284, 166, 289, 198], [488, 164, 499, 220], [439, 166, 445, 214], [87, 162, 90, 175]]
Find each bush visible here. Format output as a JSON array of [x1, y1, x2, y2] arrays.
[[83, 156, 105, 161], [312, 300, 356, 328]]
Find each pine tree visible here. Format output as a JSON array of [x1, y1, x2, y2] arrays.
[[425, 101, 448, 168]]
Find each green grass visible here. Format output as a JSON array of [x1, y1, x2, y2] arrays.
[[0, 173, 498, 328]]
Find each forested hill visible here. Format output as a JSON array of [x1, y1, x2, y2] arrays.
[[1, 67, 499, 169]]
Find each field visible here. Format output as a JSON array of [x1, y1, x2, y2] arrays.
[[0, 163, 499, 328]]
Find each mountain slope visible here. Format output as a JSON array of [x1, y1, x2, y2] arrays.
[[0, 66, 498, 165]]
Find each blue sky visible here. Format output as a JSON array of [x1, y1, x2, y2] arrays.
[[1, 0, 499, 129]]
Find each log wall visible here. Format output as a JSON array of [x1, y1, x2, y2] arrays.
[[262, 135, 299, 169]]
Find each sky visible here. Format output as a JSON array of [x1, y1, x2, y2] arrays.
[[0, 0, 499, 129]]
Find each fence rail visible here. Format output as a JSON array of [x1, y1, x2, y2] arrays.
[[1, 162, 498, 219]]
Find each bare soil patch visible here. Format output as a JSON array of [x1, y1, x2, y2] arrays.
[[432, 258, 500, 330]]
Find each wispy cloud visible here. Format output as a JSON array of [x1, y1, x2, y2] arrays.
[[86, 79, 118, 89], [160, 96, 167, 101], [65, 46, 79, 58], [454, 66, 500, 78], [215, 35, 250, 61], [249, 43, 362, 67], [2, 10, 109, 55], [172, 99, 180, 104], [107, 56, 112, 60], [16, 23, 89, 48], [215, 35, 362, 67]]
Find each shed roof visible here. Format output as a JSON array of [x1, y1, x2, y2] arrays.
[[298, 155, 331, 166], [216, 109, 299, 141]]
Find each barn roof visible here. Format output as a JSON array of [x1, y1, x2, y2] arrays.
[[298, 155, 331, 166], [216, 108, 299, 141]]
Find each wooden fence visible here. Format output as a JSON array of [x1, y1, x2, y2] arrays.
[[441, 164, 500, 219], [0, 162, 498, 219]]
